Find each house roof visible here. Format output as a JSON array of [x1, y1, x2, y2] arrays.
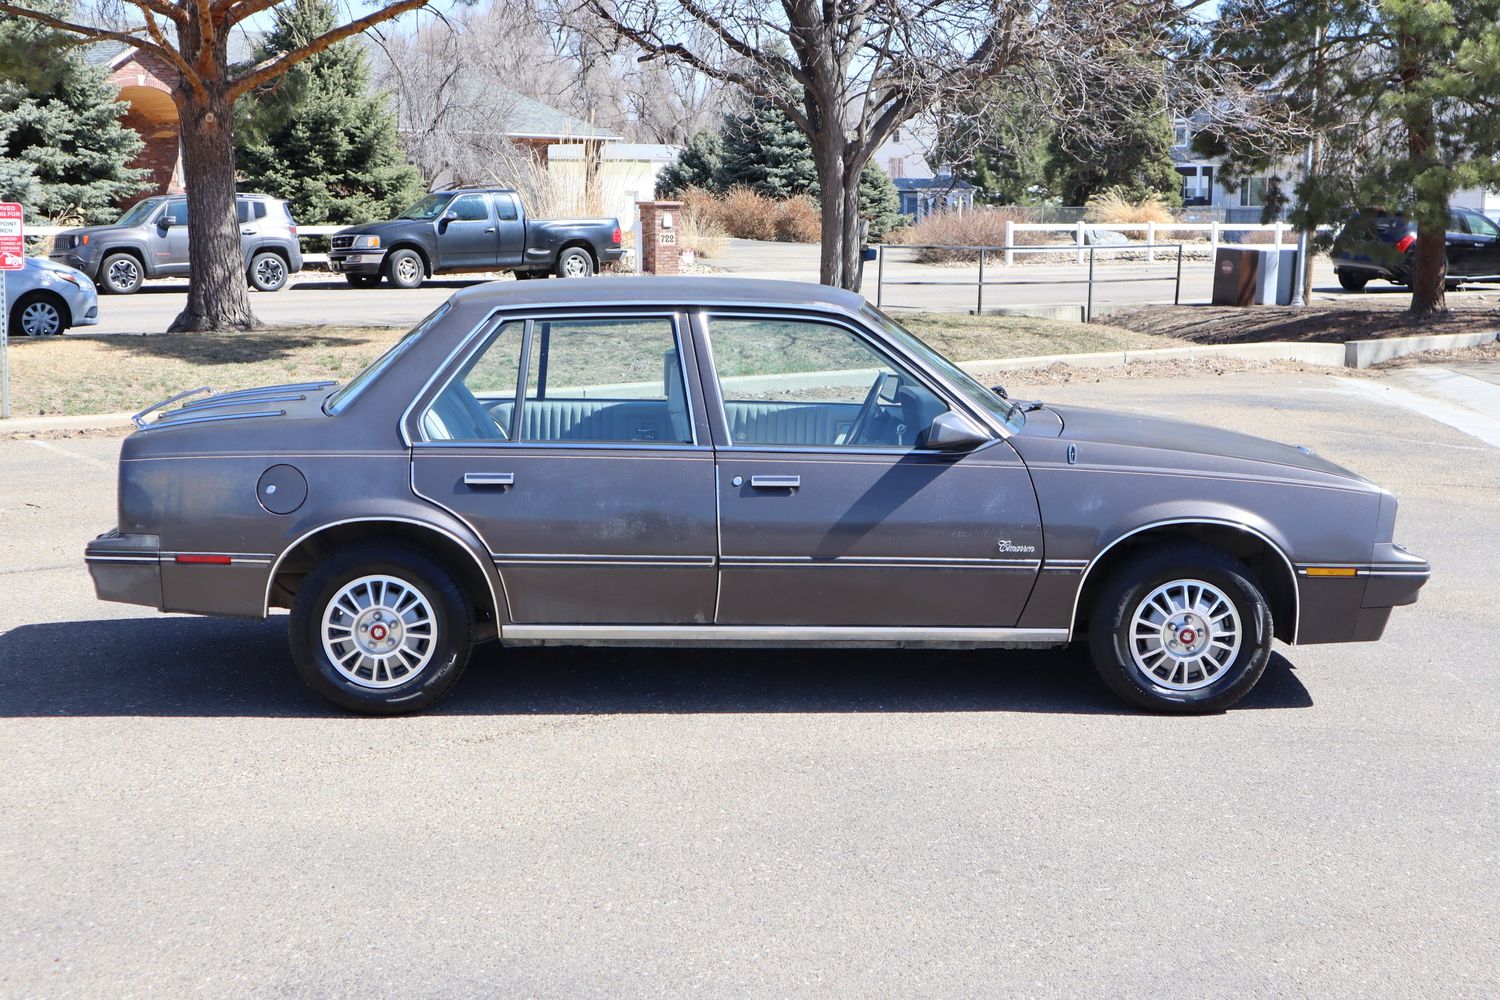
[[83, 30, 263, 71], [497, 89, 622, 142]]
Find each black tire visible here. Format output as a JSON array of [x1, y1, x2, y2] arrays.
[[513, 270, 543, 280], [554, 246, 594, 278], [1087, 543, 1273, 714], [1336, 270, 1368, 292], [10, 291, 68, 336], [98, 252, 144, 294], [344, 273, 380, 288], [247, 251, 289, 292], [384, 248, 424, 289], [289, 542, 473, 715]]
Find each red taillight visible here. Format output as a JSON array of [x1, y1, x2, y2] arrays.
[[290, 225, 298, 236], [1395, 233, 1416, 253], [175, 554, 231, 565], [612, 226, 622, 245]]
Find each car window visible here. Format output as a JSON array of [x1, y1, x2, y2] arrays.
[[163, 200, 188, 226], [521, 316, 691, 444], [496, 195, 519, 221], [235, 200, 252, 224], [115, 199, 160, 227], [707, 315, 949, 449], [448, 194, 490, 222], [325, 303, 450, 416], [254, 201, 268, 220], [420, 321, 521, 441], [1462, 211, 1500, 238]]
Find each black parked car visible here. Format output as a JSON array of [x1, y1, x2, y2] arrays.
[[328, 188, 624, 289], [1332, 206, 1500, 291]]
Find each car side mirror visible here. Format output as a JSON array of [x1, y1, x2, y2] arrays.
[[157, 218, 174, 230], [921, 411, 989, 452]]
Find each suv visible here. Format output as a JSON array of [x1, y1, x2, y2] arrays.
[[328, 188, 623, 288], [49, 194, 303, 295], [1332, 206, 1500, 291]]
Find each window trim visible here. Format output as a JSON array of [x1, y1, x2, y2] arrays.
[[411, 309, 702, 449], [698, 309, 979, 454]]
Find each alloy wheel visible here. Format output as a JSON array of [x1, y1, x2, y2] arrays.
[[1127, 578, 1243, 691], [107, 258, 139, 292], [396, 256, 420, 285], [320, 574, 438, 689], [255, 256, 285, 288]]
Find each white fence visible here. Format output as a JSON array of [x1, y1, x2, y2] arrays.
[[992, 220, 1327, 266]]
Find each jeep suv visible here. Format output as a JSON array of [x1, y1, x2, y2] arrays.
[[49, 194, 304, 295]]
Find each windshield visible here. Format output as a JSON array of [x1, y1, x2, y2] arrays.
[[861, 305, 1025, 433], [324, 304, 450, 415], [115, 199, 162, 227], [399, 193, 455, 221]]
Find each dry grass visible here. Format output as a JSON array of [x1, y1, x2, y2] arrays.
[[773, 196, 821, 243], [893, 207, 1047, 263], [4, 327, 399, 417], [1084, 188, 1176, 225], [718, 187, 779, 241], [4, 311, 1184, 417], [675, 188, 729, 258]]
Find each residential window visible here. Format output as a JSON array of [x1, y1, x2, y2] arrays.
[[889, 157, 905, 179], [1174, 123, 1193, 146], [1239, 176, 1274, 207]]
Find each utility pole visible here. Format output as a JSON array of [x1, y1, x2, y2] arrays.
[[1291, 15, 1325, 307]]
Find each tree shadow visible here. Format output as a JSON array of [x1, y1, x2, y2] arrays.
[[68, 330, 386, 365], [0, 616, 1312, 719]]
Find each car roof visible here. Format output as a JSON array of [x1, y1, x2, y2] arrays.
[[436, 187, 518, 195], [446, 276, 868, 314]]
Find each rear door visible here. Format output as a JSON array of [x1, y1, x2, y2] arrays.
[[492, 194, 527, 267], [698, 311, 1043, 628], [437, 193, 498, 270], [408, 309, 717, 624]]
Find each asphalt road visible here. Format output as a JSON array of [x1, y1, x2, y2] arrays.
[[72, 245, 1487, 336], [2, 365, 1497, 997]]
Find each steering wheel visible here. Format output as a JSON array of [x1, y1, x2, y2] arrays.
[[846, 371, 890, 445]]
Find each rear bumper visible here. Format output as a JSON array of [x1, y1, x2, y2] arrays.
[[85, 530, 163, 609], [1294, 543, 1430, 644], [600, 248, 626, 264]]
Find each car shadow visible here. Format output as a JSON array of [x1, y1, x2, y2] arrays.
[[0, 616, 1312, 718]]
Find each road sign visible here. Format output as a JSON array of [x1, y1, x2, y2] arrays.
[[1, 202, 20, 417]]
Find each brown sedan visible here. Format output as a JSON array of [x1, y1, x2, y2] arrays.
[[87, 277, 1430, 714]]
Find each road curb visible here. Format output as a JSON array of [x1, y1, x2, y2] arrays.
[[0, 412, 134, 435]]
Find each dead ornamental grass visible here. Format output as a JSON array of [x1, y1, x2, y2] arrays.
[[894, 207, 1049, 263]]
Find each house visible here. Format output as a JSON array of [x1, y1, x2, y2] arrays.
[[548, 142, 680, 227], [1172, 115, 1291, 222], [873, 127, 975, 220]]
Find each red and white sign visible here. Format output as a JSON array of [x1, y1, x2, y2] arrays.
[[0, 203, 23, 270]]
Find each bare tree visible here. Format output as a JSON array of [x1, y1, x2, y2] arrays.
[[0, 0, 436, 330], [575, 0, 1207, 289]]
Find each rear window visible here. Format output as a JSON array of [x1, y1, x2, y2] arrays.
[[324, 304, 451, 415]]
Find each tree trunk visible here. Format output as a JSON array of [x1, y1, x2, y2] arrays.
[[1408, 225, 1448, 318], [813, 136, 851, 289], [1398, 33, 1445, 319], [168, 83, 257, 332]]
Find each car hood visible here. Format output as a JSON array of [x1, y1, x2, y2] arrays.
[[55, 223, 139, 244], [336, 219, 425, 238], [1042, 403, 1374, 486]]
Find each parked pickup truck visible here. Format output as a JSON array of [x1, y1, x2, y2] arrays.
[[328, 187, 624, 288]]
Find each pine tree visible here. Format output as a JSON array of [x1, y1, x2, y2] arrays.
[[940, 82, 1054, 205], [656, 129, 725, 196], [1205, 0, 1500, 316], [0, 6, 146, 224], [718, 94, 818, 199], [858, 163, 904, 240], [235, 0, 425, 226]]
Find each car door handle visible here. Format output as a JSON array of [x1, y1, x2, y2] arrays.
[[463, 472, 515, 488], [485, 228, 496, 233], [241, 228, 256, 235], [750, 475, 800, 490]]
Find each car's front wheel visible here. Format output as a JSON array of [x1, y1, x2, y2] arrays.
[[289, 543, 473, 714], [10, 292, 67, 336], [385, 249, 425, 289], [1087, 544, 1273, 714], [1336, 270, 1368, 292], [99, 252, 143, 294], [248, 251, 289, 292]]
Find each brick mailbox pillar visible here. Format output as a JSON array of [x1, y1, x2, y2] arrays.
[[637, 200, 683, 275]]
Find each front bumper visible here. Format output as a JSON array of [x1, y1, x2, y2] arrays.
[[49, 250, 98, 279], [327, 251, 384, 276], [1294, 542, 1431, 644], [85, 530, 163, 609]]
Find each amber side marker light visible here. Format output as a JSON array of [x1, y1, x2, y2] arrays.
[[1305, 567, 1358, 577], [175, 554, 232, 565]]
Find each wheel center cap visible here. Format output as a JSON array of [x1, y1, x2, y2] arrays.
[[369, 623, 388, 641], [1179, 627, 1198, 646]]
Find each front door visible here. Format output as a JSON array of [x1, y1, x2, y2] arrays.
[[155, 198, 190, 276], [492, 193, 527, 267], [409, 310, 717, 624], [699, 312, 1043, 628], [437, 193, 499, 270], [1456, 209, 1500, 279]]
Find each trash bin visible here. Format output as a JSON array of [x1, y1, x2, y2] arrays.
[[1212, 247, 1299, 306]]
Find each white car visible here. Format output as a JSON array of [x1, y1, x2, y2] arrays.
[[6, 255, 100, 336]]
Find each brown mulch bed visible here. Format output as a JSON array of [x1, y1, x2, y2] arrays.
[[1101, 301, 1500, 345]]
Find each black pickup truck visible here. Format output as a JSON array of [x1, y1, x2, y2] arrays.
[[328, 187, 624, 288]]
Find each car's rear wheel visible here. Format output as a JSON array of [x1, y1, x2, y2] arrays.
[[1336, 270, 1368, 292], [99, 252, 143, 294], [344, 274, 380, 288], [1087, 544, 1273, 714], [555, 246, 594, 278], [289, 543, 473, 714], [385, 249, 424, 289], [248, 251, 289, 292], [10, 292, 67, 336]]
